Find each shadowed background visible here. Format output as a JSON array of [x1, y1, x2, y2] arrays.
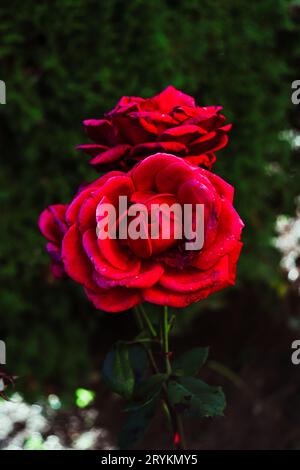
[[1, 0, 300, 449]]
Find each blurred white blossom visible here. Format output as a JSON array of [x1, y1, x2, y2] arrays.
[[0, 393, 114, 450]]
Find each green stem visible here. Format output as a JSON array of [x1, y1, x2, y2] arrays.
[[134, 304, 186, 450], [133, 307, 160, 375], [167, 315, 176, 333]]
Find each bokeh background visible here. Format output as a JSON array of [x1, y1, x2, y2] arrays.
[[1, 0, 300, 449]]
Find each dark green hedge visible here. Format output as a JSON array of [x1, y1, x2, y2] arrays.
[[0, 0, 299, 401]]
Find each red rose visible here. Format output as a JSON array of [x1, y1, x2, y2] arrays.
[[77, 86, 231, 171], [39, 154, 243, 312]]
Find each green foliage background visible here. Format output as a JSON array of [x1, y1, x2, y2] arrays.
[[0, 0, 299, 401]]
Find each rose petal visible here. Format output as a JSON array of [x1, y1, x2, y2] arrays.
[[76, 144, 109, 157], [202, 169, 234, 203], [142, 285, 194, 307], [127, 217, 153, 259], [130, 191, 156, 203], [159, 256, 230, 293], [46, 242, 65, 278], [93, 261, 164, 289], [83, 119, 119, 146], [188, 113, 226, 132], [112, 115, 152, 145], [185, 153, 216, 169], [85, 286, 142, 312], [152, 85, 195, 112], [189, 132, 228, 154], [143, 256, 237, 307], [177, 177, 221, 249], [66, 174, 133, 225], [38, 204, 68, 244], [108, 96, 144, 116], [220, 123, 232, 132], [131, 153, 182, 191], [228, 241, 243, 284], [193, 200, 244, 270], [129, 111, 177, 126], [61, 224, 96, 290], [131, 141, 187, 157], [160, 125, 201, 144], [155, 160, 196, 194], [97, 231, 133, 271]]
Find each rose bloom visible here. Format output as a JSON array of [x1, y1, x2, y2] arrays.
[[77, 86, 231, 171], [39, 154, 243, 312]]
